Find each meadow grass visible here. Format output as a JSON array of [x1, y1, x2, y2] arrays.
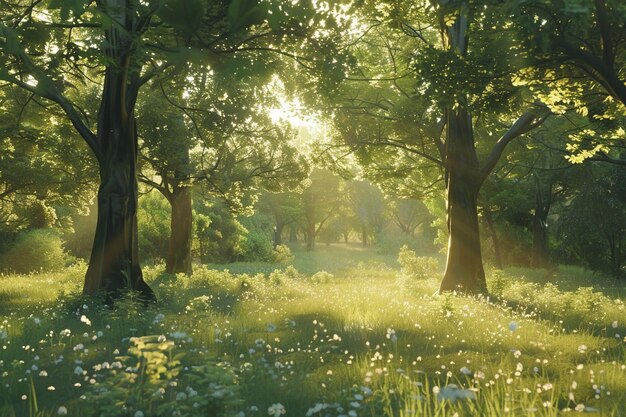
[[0, 245, 624, 417]]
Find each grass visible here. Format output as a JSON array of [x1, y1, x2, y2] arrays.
[[0, 245, 625, 416]]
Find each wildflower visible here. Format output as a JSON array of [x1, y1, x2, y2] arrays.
[[578, 345, 588, 353], [80, 315, 91, 326], [306, 403, 328, 416], [60, 329, 71, 337], [460, 367, 472, 375], [268, 403, 286, 417], [57, 406, 68, 415], [575, 404, 585, 412], [266, 323, 277, 332], [74, 366, 83, 375], [134, 412, 144, 417], [169, 331, 187, 339], [32, 318, 41, 325], [508, 321, 519, 332]]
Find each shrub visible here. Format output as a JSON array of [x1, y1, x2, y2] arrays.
[[239, 213, 274, 262], [272, 244, 294, 265], [0, 228, 67, 274], [310, 270, 334, 284], [82, 335, 241, 417], [397, 245, 439, 279]]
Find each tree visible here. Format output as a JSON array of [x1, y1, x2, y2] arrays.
[[0, 0, 346, 298], [387, 198, 432, 238], [346, 179, 385, 246], [300, 168, 343, 251], [329, 1, 549, 293], [511, 0, 626, 107]]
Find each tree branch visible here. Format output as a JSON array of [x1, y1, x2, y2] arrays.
[[479, 110, 550, 184]]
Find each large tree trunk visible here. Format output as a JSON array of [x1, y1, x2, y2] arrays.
[[439, 108, 487, 294], [83, 4, 154, 301], [166, 186, 193, 275], [84, 67, 154, 301]]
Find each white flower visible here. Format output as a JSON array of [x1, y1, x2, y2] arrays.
[[57, 406, 68, 415], [611, 321, 618, 328], [80, 315, 91, 326], [60, 329, 71, 337], [578, 345, 588, 353], [460, 367, 472, 375], [267, 403, 286, 417]]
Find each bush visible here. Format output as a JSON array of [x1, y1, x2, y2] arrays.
[[0, 228, 67, 274], [397, 245, 439, 279], [239, 213, 274, 262], [310, 270, 334, 284], [272, 244, 294, 265]]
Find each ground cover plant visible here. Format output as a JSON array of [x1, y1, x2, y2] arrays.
[[1, 245, 625, 417]]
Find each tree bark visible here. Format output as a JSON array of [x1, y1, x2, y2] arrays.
[[439, 108, 487, 294], [166, 186, 193, 275], [83, 66, 154, 301], [83, 2, 155, 301]]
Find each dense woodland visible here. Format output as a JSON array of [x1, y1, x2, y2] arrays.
[[0, 1, 626, 416]]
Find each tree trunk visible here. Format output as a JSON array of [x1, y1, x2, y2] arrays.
[[362, 227, 368, 247], [306, 223, 316, 251], [274, 222, 284, 247], [289, 225, 298, 242], [483, 208, 503, 269], [166, 186, 193, 275], [439, 108, 487, 294], [530, 176, 551, 268], [83, 66, 154, 301]]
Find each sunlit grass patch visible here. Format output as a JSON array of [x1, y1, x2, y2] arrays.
[[0, 251, 625, 416]]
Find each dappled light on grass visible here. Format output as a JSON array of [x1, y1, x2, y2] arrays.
[[0, 257, 625, 416]]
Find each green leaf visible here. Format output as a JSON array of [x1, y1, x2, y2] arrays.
[[0, 25, 23, 55], [157, 0, 206, 34], [227, 0, 268, 32]]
